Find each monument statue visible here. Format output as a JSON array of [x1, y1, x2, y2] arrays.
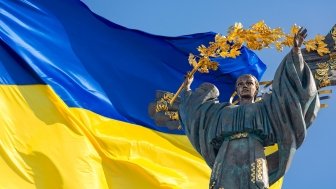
[[149, 25, 336, 189], [178, 27, 317, 189]]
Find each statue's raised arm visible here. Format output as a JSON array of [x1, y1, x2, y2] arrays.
[[261, 27, 321, 184]]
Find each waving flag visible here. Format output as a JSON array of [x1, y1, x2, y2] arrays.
[[0, 0, 277, 188]]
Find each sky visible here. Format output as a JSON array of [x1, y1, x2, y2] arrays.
[[82, 0, 336, 188]]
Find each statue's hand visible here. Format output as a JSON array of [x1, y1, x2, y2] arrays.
[[185, 73, 194, 90], [294, 27, 307, 48]]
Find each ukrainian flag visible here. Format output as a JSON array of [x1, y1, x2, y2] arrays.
[[0, 0, 281, 188]]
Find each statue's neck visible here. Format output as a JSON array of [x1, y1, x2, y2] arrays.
[[239, 97, 254, 105]]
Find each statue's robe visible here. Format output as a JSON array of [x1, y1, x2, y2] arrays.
[[178, 50, 320, 189]]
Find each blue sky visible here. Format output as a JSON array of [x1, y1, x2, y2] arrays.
[[82, 0, 335, 188]]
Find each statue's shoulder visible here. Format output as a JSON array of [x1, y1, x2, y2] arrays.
[[195, 82, 220, 97], [197, 82, 219, 91]]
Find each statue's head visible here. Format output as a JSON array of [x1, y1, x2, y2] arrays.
[[235, 74, 259, 103]]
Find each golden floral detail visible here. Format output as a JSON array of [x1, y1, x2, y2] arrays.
[[155, 92, 181, 124], [330, 52, 336, 60], [315, 62, 330, 88], [256, 159, 263, 181], [304, 35, 330, 56], [155, 99, 168, 112], [305, 39, 318, 52], [230, 132, 248, 140], [251, 158, 265, 184], [163, 92, 174, 102], [189, 21, 331, 74], [319, 79, 331, 88], [164, 111, 179, 121], [188, 53, 198, 67], [327, 56, 336, 70], [317, 62, 329, 69], [330, 59, 336, 70]]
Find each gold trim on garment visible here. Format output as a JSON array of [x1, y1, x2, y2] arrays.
[[230, 132, 249, 140]]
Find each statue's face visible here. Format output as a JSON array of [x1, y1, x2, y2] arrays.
[[236, 75, 258, 101]]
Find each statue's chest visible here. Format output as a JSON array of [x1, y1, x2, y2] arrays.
[[226, 104, 256, 121], [219, 104, 265, 133]]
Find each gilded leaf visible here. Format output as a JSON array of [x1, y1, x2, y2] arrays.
[[275, 42, 283, 52], [290, 24, 300, 35], [281, 34, 294, 47], [188, 53, 198, 67], [209, 62, 219, 71], [304, 40, 317, 52], [228, 22, 243, 34], [229, 48, 241, 58], [197, 45, 207, 56], [251, 20, 267, 31], [220, 51, 229, 58], [315, 34, 325, 42], [215, 34, 222, 42], [190, 22, 330, 76], [232, 42, 243, 50], [220, 43, 231, 53], [317, 46, 331, 56]]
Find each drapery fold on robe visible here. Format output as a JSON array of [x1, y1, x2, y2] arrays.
[[264, 50, 320, 184], [178, 49, 320, 187]]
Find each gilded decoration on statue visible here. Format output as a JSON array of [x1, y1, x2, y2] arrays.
[[330, 52, 336, 59], [330, 59, 336, 70], [229, 132, 249, 140], [152, 24, 336, 126], [155, 99, 169, 112], [148, 24, 336, 189], [315, 58, 336, 88], [250, 158, 265, 184], [163, 92, 174, 102], [164, 111, 179, 121], [315, 62, 330, 88], [189, 21, 331, 71], [164, 22, 333, 106]]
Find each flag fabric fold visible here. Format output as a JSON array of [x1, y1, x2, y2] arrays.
[[0, 0, 280, 188]]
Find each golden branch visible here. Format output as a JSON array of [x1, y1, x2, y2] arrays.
[[189, 21, 331, 72], [169, 21, 332, 105]]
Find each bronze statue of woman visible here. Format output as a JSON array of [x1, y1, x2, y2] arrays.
[[178, 28, 319, 189], [149, 25, 336, 189]]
